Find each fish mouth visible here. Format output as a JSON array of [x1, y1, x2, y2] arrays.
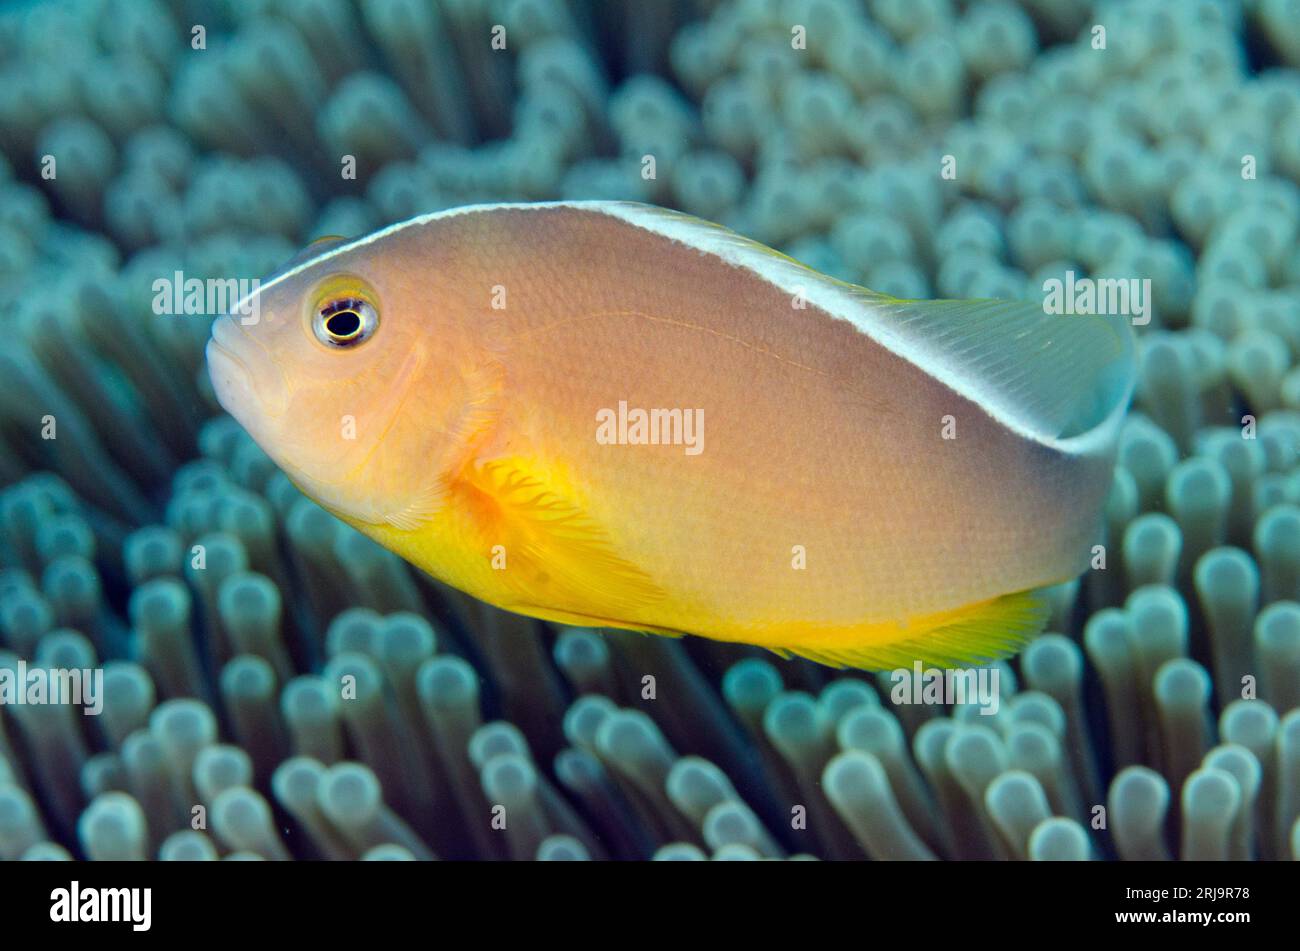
[[206, 336, 255, 421], [206, 316, 289, 418]]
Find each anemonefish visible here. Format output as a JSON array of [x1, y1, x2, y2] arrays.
[[207, 201, 1136, 669]]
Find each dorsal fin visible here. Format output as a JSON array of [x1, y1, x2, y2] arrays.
[[582, 202, 1138, 455], [278, 235, 350, 271], [853, 294, 1137, 452]]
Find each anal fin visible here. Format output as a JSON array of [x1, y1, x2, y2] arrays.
[[520, 606, 684, 638], [771, 588, 1050, 671]]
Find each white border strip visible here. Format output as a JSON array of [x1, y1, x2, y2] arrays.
[[238, 200, 1131, 456]]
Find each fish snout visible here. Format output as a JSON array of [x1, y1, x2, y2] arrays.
[[206, 315, 290, 418]]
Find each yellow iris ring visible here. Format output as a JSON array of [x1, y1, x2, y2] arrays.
[[307, 273, 381, 349]]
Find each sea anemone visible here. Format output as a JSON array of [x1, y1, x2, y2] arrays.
[[1, 0, 1298, 861]]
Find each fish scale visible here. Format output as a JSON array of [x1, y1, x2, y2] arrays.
[[208, 201, 1136, 669]]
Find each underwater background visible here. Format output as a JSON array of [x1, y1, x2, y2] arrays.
[[0, 0, 1298, 863]]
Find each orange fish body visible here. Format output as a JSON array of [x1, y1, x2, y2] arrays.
[[208, 202, 1136, 668]]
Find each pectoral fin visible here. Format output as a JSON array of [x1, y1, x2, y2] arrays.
[[453, 457, 667, 621]]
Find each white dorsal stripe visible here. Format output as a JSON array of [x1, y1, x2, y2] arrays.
[[240, 201, 1133, 457]]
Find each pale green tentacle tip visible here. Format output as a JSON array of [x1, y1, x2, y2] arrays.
[[1083, 608, 1135, 671], [1255, 601, 1300, 669], [653, 842, 707, 861], [1202, 744, 1261, 801], [0, 783, 44, 858], [595, 708, 675, 768], [824, 749, 883, 805], [1028, 818, 1093, 861], [128, 576, 193, 649], [1021, 633, 1083, 693], [1255, 504, 1300, 563], [763, 691, 822, 757], [711, 843, 762, 860], [945, 724, 1008, 791], [1194, 546, 1260, 603], [416, 653, 479, 710], [721, 657, 783, 714], [281, 675, 339, 727], [984, 768, 1054, 860], [210, 786, 282, 856], [702, 799, 771, 855], [823, 749, 936, 860], [317, 761, 383, 829], [36, 628, 97, 670], [271, 756, 327, 812], [1181, 767, 1240, 832], [21, 842, 74, 861], [1125, 584, 1190, 656], [102, 660, 155, 712], [481, 752, 538, 808], [159, 830, 219, 861], [536, 835, 591, 861], [193, 744, 254, 802], [553, 626, 610, 676], [666, 755, 736, 820], [5, 0, 1300, 868], [1280, 707, 1300, 753], [78, 791, 148, 861], [217, 570, 281, 627], [1122, 512, 1182, 585], [819, 677, 880, 725], [1219, 697, 1279, 746], [325, 607, 383, 657], [469, 721, 532, 769], [837, 703, 904, 757], [985, 770, 1051, 826], [1110, 765, 1170, 830], [221, 653, 278, 704], [363, 844, 418, 861], [1153, 657, 1212, 711], [562, 693, 619, 750], [322, 651, 384, 705], [150, 697, 218, 755], [912, 717, 958, 774]]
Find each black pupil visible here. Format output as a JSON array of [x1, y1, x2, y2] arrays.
[[325, 308, 361, 339]]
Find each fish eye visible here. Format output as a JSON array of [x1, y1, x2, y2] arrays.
[[314, 297, 378, 348]]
